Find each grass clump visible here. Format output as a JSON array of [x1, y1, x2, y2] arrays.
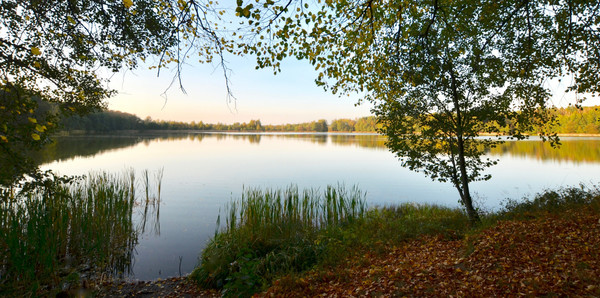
[[191, 184, 366, 296], [494, 184, 600, 221], [0, 169, 161, 296], [355, 203, 469, 243]]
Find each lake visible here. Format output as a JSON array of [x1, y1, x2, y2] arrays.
[[38, 132, 600, 280]]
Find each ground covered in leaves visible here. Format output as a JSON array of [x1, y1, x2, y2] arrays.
[[260, 209, 600, 297]]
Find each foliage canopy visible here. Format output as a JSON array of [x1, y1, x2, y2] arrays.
[[0, 0, 228, 184], [234, 0, 600, 222]]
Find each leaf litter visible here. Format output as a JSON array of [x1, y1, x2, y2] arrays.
[[260, 209, 600, 297]]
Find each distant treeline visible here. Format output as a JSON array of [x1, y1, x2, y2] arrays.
[[61, 106, 599, 134], [61, 110, 380, 132], [504, 105, 599, 135], [552, 106, 600, 134]]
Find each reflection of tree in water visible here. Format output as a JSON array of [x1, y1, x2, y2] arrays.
[[34, 136, 145, 165], [226, 134, 263, 144], [247, 134, 261, 144], [187, 133, 206, 142], [329, 134, 387, 150], [215, 133, 228, 141], [271, 133, 328, 145], [36, 134, 600, 167], [488, 139, 600, 163], [36, 133, 205, 166], [309, 134, 327, 144]]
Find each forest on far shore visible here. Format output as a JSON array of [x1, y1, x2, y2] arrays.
[[61, 105, 599, 134]]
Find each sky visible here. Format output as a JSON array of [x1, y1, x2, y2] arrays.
[[106, 50, 599, 126], [107, 54, 374, 125], [103, 1, 600, 126]]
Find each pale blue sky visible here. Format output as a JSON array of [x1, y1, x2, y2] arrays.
[[107, 54, 374, 125], [107, 52, 598, 125], [104, 2, 598, 126]]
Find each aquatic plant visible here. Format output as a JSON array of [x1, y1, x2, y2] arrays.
[[191, 184, 367, 296], [0, 169, 162, 296]]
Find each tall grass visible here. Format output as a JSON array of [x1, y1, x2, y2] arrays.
[[191, 184, 366, 296], [495, 183, 600, 220], [0, 169, 162, 296], [223, 185, 365, 234]]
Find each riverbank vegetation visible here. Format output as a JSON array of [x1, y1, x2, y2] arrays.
[[191, 184, 600, 297], [0, 170, 161, 297], [2, 178, 598, 296], [190, 185, 368, 296]]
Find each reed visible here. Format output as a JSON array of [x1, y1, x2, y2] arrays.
[[0, 169, 162, 296], [191, 184, 366, 295]]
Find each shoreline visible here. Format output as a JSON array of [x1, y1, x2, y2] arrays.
[[54, 130, 600, 137]]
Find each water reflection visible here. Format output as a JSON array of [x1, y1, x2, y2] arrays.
[[33, 135, 143, 164], [487, 138, 600, 163], [329, 134, 387, 149], [36, 133, 599, 281], [137, 169, 163, 236], [37, 133, 600, 165]]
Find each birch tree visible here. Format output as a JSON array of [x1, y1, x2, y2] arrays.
[[235, 0, 600, 223]]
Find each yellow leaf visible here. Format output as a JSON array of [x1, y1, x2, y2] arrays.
[[0, 135, 7, 142], [31, 47, 41, 56], [31, 133, 40, 141], [28, 117, 37, 124], [123, 0, 133, 9], [35, 124, 45, 132]]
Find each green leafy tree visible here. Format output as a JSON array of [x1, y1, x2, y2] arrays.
[[312, 119, 329, 132], [355, 116, 378, 132], [0, 0, 230, 185], [330, 119, 356, 132], [235, 0, 600, 223], [247, 119, 263, 131]]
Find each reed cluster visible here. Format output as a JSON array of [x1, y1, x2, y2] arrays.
[[191, 184, 367, 296], [0, 169, 161, 296]]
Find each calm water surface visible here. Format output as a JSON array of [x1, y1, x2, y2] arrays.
[[39, 133, 600, 280]]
